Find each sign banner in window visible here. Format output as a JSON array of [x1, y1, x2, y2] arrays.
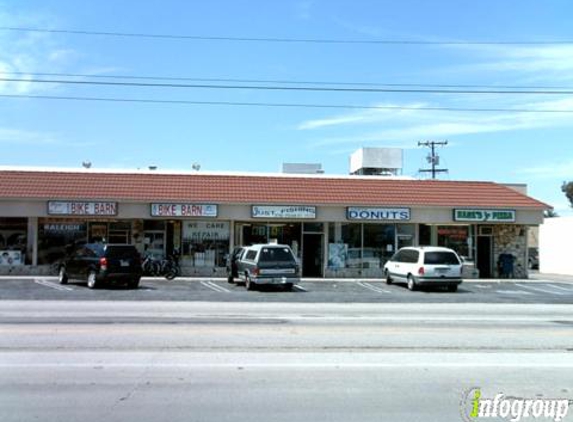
[[151, 203, 218, 218], [252, 205, 316, 219], [48, 201, 117, 216], [0, 250, 22, 266], [454, 209, 516, 223], [347, 207, 411, 221], [183, 221, 230, 241]]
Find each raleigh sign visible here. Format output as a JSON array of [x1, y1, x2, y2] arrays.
[[347, 207, 411, 221], [454, 209, 516, 223]]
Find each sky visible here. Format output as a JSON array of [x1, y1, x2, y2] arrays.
[[0, 0, 572, 215]]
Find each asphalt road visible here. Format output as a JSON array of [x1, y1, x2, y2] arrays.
[[1, 274, 573, 304], [1, 300, 572, 422]]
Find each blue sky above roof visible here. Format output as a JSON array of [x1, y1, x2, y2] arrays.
[[0, 0, 572, 214]]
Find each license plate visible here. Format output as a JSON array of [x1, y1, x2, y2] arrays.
[[120, 260, 129, 267]]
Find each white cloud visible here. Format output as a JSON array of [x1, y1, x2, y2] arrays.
[[516, 159, 573, 180], [298, 95, 573, 149], [0, 11, 75, 94], [441, 45, 573, 83]]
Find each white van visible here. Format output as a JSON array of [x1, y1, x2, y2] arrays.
[[383, 246, 463, 292]]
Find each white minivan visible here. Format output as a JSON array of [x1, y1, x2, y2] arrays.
[[383, 246, 463, 292]]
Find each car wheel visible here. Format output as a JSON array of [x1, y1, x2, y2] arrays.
[[245, 275, 255, 291], [407, 275, 417, 291], [87, 271, 98, 289], [447, 284, 458, 292], [284, 283, 293, 292], [385, 270, 392, 285], [58, 266, 68, 285]]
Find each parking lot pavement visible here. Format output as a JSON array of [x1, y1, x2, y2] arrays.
[[0, 276, 572, 303]]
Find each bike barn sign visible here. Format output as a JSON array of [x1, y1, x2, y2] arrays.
[[48, 201, 118, 216], [150, 203, 218, 218]]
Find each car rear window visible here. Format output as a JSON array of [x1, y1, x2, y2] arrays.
[[424, 251, 460, 265], [259, 247, 295, 262], [105, 246, 139, 259]]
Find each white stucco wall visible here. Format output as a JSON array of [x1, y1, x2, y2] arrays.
[[539, 216, 573, 275]]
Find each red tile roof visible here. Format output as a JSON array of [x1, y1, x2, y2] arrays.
[[0, 169, 549, 209]]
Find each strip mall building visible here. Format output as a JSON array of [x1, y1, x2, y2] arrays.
[[0, 168, 549, 278]]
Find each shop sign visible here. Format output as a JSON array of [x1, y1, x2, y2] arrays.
[[347, 207, 411, 221], [150, 203, 218, 218], [43, 223, 85, 232], [454, 209, 516, 223], [252, 205, 316, 219], [183, 221, 229, 241], [48, 201, 117, 216]]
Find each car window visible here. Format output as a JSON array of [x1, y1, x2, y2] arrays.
[[245, 250, 257, 261], [89, 244, 105, 257], [259, 247, 295, 262], [424, 251, 460, 265], [106, 246, 138, 259], [391, 250, 404, 262], [408, 250, 420, 263]]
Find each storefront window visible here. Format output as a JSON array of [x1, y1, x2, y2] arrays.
[[437, 225, 470, 259], [0, 218, 27, 265], [240, 223, 302, 257], [182, 221, 229, 267], [38, 219, 87, 264], [328, 223, 395, 270], [143, 220, 166, 258], [363, 224, 395, 268]]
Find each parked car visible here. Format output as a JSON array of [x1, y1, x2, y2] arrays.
[[58, 243, 142, 289], [528, 247, 539, 270], [383, 246, 462, 292], [226, 246, 244, 283], [236, 244, 300, 291]]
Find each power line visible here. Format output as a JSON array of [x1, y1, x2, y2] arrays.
[[1, 93, 573, 113], [1, 26, 573, 45], [4, 71, 573, 90], [2, 77, 573, 95]]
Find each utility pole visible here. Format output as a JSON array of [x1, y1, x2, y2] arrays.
[[418, 141, 448, 179]]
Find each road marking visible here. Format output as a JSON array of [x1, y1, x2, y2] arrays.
[[357, 281, 391, 294], [516, 283, 567, 296], [293, 285, 307, 292], [200, 280, 231, 293], [541, 284, 573, 293], [495, 290, 533, 295], [34, 278, 73, 292]]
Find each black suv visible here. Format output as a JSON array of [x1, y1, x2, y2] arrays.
[[58, 243, 142, 289]]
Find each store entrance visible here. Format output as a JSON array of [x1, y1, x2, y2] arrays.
[[303, 233, 323, 278], [477, 236, 493, 278]]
